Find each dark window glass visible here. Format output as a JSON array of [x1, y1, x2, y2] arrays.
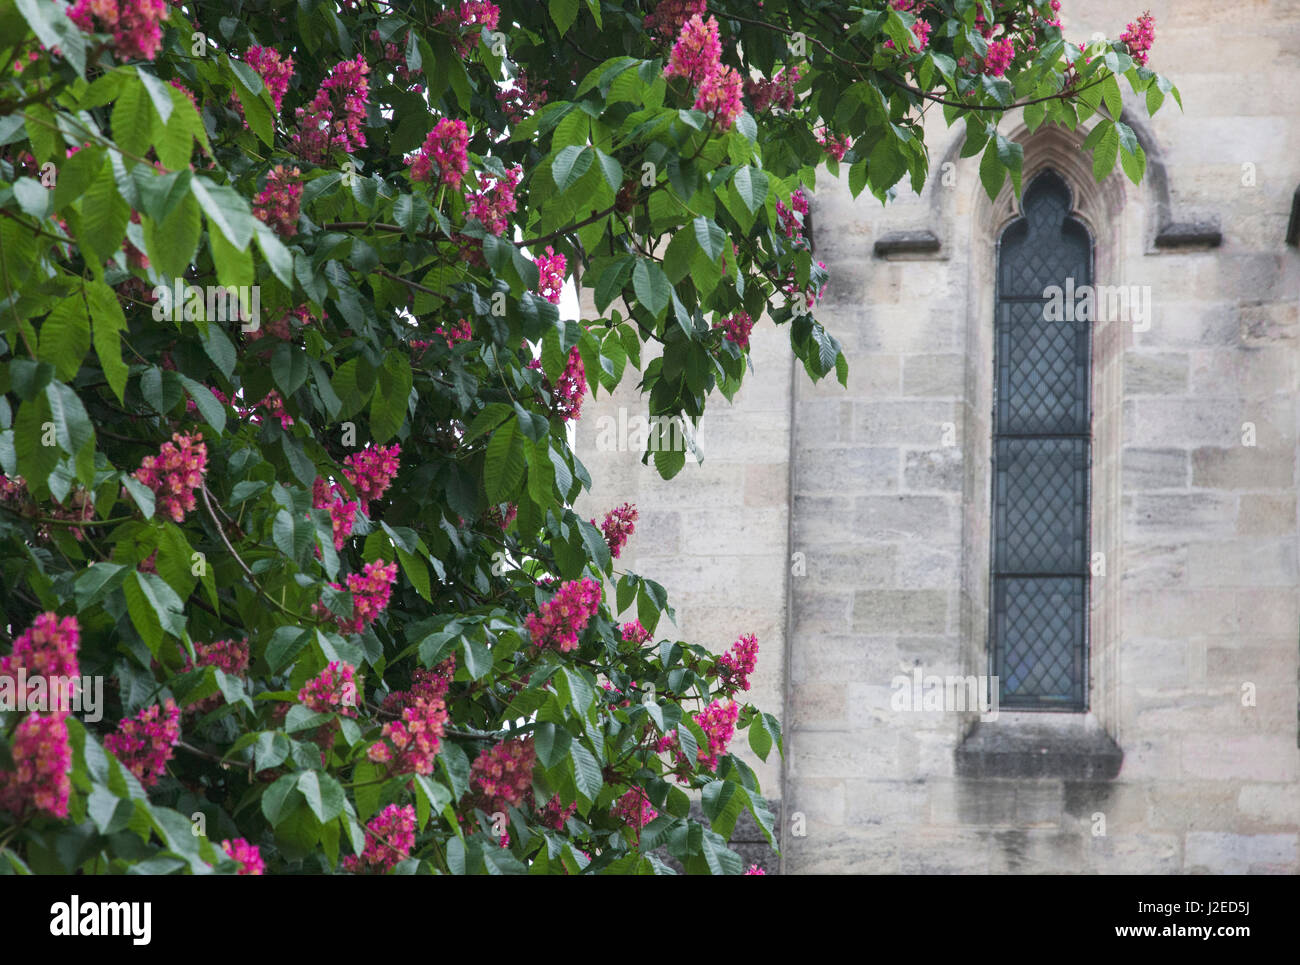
[[991, 170, 1091, 710]]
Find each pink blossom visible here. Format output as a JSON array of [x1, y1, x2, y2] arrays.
[[621, 621, 651, 645], [694, 63, 743, 130], [818, 131, 851, 161], [382, 658, 456, 715], [291, 55, 370, 162], [313, 560, 399, 634], [465, 165, 522, 236], [313, 477, 359, 550], [528, 345, 585, 421], [0, 712, 72, 818], [717, 632, 759, 692], [596, 503, 638, 559], [221, 838, 265, 875], [524, 578, 601, 653], [1120, 12, 1155, 66], [298, 661, 360, 716], [656, 699, 739, 773], [664, 14, 722, 86], [245, 45, 294, 112], [539, 794, 578, 830], [984, 37, 1015, 76], [379, 695, 448, 776], [68, 0, 169, 61], [342, 443, 401, 505], [0, 612, 80, 682], [182, 637, 250, 715], [644, 0, 706, 39], [343, 803, 417, 873], [495, 71, 548, 125], [471, 738, 536, 812], [133, 432, 207, 523], [611, 787, 658, 836], [104, 700, 182, 788], [252, 165, 302, 238], [714, 311, 755, 349], [744, 863, 766, 875], [408, 118, 469, 186], [536, 245, 566, 304]]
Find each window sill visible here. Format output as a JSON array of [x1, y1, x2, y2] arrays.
[[954, 712, 1122, 781]]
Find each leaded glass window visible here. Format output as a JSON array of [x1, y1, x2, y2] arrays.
[[991, 170, 1091, 710]]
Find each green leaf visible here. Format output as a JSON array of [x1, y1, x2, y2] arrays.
[[552, 145, 593, 193], [732, 166, 768, 213], [692, 217, 726, 261], [548, 0, 579, 35], [136, 69, 175, 127], [370, 351, 412, 443], [123, 571, 186, 654], [143, 191, 201, 280], [78, 159, 130, 264], [534, 721, 571, 769], [484, 418, 525, 503], [44, 381, 93, 456], [177, 376, 227, 436], [297, 770, 345, 823], [1091, 122, 1120, 181], [39, 297, 91, 381], [632, 259, 670, 320], [979, 141, 1005, 200], [111, 77, 156, 158]]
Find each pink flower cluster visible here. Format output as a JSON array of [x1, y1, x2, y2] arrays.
[[372, 694, 447, 776], [596, 503, 638, 559], [317, 559, 399, 635], [621, 621, 651, 645], [342, 443, 401, 505], [495, 71, 548, 126], [343, 803, 417, 873], [984, 37, 1015, 76], [745, 863, 766, 875], [182, 637, 250, 715], [313, 477, 359, 550], [245, 45, 294, 112], [717, 632, 759, 692], [715, 311, 755, 350], [818, 131, 852, 161], [884, 17, 933, 53], [221, 838, 265, 875], [298, 660, 359, 716], [381, 658, 455, 715], [744, 65, 800, 113], [1120, 12, 1155, 66], [611, 787, 658, 835], [252, 165, 302, 238], [434, 318, 474, 347], [470, 738, 536, 812], [292, 55, 370, 162], [0, 713, 72, 819], [246, 305, 316, 343], [524, 578, 601, 653], [538, 794, 578, 830], [68, 0, 169, 61], [528, 345, 585, 421], [133, 431, 207, 523], [209, 388, 292, 428], [536, 245, 566, 304], [0, 612, 80, 681], [104, 700, 182, 788], [663, 15, 743, 129], [466, 165, 522, 236], [408, 118, 469, 186], [644, 0, 706, 38], [0, 613, 79, 820], [776, 187, 810, 240], [656, 699, 739, 773]]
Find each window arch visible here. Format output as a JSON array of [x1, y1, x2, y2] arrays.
[[990, 170, 1093, 710]]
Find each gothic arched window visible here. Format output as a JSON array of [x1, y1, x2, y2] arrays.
[[991, 170, 1092, 710]]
